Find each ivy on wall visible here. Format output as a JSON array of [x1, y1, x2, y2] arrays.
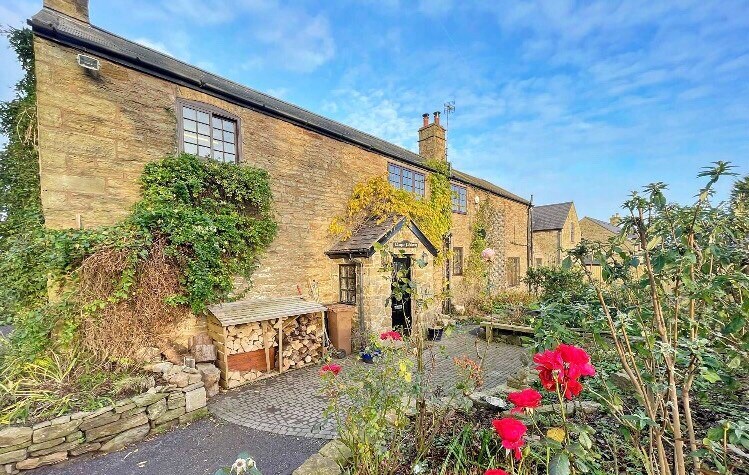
[[0, 28, 279, 422], [329, 159, 452, 249], [0, 28, 47, 322]]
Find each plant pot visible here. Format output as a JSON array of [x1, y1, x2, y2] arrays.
[[360, 349, 382, 364], [427, 327, 444, 341]]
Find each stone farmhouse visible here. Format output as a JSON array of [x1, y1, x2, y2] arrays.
[[29, 0, 531, 337], [531, 202, 580, 267]]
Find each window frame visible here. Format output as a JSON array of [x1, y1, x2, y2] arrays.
[[176, 99, 242, 164], [453, 247, 464, 276], [388, 162, 426, 198], [339, 264, 357, 304], [451, 183, 467, 214]]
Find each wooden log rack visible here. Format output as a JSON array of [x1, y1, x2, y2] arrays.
[[207, 297, 327, 389]]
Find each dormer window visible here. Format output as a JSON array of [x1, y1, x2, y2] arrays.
[[178, 100, 239, 163], [388, 163, 425, 198]]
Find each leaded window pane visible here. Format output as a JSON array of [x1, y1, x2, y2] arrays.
[[181, 104, 239, 164]]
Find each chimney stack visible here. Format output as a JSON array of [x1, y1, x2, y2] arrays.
[[418, 111, 446, 162], [44, 0, 89, 23], [610, 213, 621, 226]]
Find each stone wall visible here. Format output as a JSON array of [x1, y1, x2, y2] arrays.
[[532, 229, 561, 266], [579, 218, 614, 244], [0, 362, 216, 473], [33, 36, 530, 321], [451, 191, 530, 304]]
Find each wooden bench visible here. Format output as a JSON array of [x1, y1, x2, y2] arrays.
[[481, 321, 533, 342]]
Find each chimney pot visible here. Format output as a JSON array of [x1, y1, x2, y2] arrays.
[[433, 111, 440, 125], [422, 113, 429, 127]]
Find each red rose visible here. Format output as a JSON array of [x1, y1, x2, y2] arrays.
[[380, 330, 402, 341], [485, 470, 509, 475], [533, 344, 596, 399], [557, 344, 596, 379], [320, 363, 342, 376], [508, 388, 542, 414], [492, 418, 526, 460]]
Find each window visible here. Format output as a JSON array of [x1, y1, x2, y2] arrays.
[[339, 264, 357, 304], [570, 222, 575, 243], [388, 163, 425, 197], [506, 257, 520, 287], [535, 257, 543, 267], [453, 247, 464, 276], [179, 101, 239, 163], [451, 184, 467, 213]]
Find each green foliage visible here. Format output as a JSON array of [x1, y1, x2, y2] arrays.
[[524, 266, 593, 304], [534, 162, 749, 474], [130, 154, 277, 311], [329, 159, 452, 252], [0, 28, 47, 322], [322, 342, 419, 474]]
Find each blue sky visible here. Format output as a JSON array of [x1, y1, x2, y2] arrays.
[[1, 1, 748, 219]]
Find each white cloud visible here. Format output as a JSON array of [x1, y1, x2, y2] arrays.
[[323, 88, 417, 151], [132, 0, 336, 73]]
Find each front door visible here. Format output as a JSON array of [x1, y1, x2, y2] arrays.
[[391, 256, 412, 333]]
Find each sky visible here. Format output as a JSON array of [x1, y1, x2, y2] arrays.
[[1, 0, 748, 220]]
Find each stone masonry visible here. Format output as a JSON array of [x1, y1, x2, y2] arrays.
[[32, 0, 531, 334], [0, 380, 209, 473]]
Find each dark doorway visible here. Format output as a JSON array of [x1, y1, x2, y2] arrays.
[[391, 256, 412, 333]]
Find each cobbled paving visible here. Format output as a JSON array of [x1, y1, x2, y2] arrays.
[[209, 325, 527, 439]]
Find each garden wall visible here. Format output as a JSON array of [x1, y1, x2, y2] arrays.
[[0, 363, 216, 473]]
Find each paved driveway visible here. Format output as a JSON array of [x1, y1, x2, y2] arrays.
[[209, 325, 527, 439], [33, 417, 324, 475]]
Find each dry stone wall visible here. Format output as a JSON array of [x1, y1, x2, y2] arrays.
[[0, 363, 218, 473]]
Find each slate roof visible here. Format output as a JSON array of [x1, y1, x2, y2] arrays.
[[532, 202, 574, 231], [326, 216, 438, 258], [584, 217, 623, 235], [29, 7, 529, 205]]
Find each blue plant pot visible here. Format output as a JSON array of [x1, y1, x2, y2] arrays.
[[360, 349, 382, 364]]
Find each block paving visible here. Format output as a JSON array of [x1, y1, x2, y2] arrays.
[[209, 326, 527, 439]]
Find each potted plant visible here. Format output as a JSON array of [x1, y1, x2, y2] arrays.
[[427, 315, 453, 341], [359, 344, 382, 364]]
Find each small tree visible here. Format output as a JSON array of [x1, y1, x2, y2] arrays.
[[569, 163, 749, 475]]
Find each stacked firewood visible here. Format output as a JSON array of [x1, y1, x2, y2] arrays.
[[281, 314, 323, 371], [224, 320, 280, 355], [226, 368, 265, 388]]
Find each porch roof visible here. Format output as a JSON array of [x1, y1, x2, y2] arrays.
[[207, 297, 327, 326], [326, 216, 439, 259]]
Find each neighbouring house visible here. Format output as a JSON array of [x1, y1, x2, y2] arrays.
[[579, 215, 639, 251], [28, 0, 531, 343], [531, 202, 580, 267]]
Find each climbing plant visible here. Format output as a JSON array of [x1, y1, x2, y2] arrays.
[[0, 28, 47, 323], [329, 159, 452, 249], [0, 29, 278, 421]]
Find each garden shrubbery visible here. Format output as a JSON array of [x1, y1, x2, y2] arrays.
[[0, 29, 277, 423]]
